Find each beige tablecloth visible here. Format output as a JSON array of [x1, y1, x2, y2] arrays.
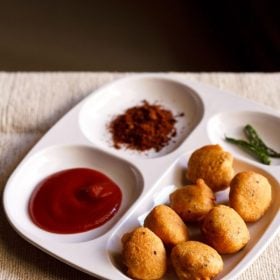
[[0, 72, 279, 280]]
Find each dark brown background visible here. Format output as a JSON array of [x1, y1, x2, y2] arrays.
[[0, 0, 279, 71]]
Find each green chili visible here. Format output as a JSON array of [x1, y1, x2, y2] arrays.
[[244, 124, 280, 157], [225, 136, 271, 165]]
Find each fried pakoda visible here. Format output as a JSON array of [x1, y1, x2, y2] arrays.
[[170, 179, 215, 222], [201, 205, 250, 254], [186, 145, 234, 192], [171, 241, 223, 280], [229, 171, 272, 222], [121, 227, 167, 280], [144, 204, 189, 247]]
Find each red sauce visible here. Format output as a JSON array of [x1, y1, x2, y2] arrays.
[[29, 168, 122, 234]]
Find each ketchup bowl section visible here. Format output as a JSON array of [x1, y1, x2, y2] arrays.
[[106, 151, 280, 280], [79, 76, 204, 159], [207, 111, 280, 166], [3, 145, 144, 243]]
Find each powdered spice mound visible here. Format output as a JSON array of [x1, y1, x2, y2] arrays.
[[109, 101, 179, 152]]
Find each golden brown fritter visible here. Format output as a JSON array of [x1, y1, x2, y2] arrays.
[[170, 179, 215, 222], [171, 241, 223, 280], [229, 171, 272, 222], [186, 145, 234, 192], [144, 204, 189, 247], [201, 205, 250, 254], [121, 227, 167, 280]]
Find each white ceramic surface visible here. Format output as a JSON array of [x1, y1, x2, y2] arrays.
[[79, 76, 203, 158], [3, 74, 280, 280], [208, 111, 280, 166]]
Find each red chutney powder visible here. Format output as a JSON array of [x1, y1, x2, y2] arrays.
[[109, 100, 180, 152]]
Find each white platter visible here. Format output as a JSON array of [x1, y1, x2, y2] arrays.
[[3, 74, 280, 280]]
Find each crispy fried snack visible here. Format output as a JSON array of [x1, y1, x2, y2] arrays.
[[201, 205, 250, 254], [171, 241, 223, 280], [186, 145, 234, 192], [229, 171, 272, 222], [170, 179, 215, 222], [144, 204, 189, 247], [121, 227, 167, 280]]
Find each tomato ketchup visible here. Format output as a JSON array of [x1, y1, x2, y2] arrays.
[[29, 168, 122, 234]]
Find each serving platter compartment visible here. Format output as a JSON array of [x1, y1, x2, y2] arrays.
[[3, 74, 280, 280]]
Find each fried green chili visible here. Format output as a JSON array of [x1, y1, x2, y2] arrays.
[[225, 124, 280, 165]]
